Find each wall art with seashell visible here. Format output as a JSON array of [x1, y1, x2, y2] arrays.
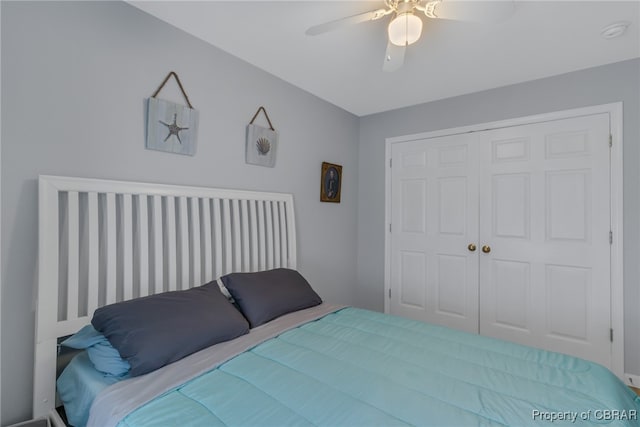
[[256, 137, 271, 155], [246, 123, 278, 167]]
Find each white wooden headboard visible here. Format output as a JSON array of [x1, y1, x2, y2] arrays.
[[33, 175, 297, 419]]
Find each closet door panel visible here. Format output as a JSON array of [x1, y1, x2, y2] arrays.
[[390, 134, 479, 333], [478, 113, 611, 368], [490, 259, 530, 331]]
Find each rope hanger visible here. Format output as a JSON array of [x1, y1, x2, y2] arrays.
[[249, 106, 275, 131], [151, 71, 194, 109]]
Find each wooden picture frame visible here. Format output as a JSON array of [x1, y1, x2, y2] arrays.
[[320, 162, 342, 203]]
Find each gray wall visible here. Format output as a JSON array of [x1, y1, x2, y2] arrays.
[[1, 2, 359, 424], [356, 58, 640, 376]]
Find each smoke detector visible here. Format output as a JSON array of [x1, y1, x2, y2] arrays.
[[601, 22, 630, 39]]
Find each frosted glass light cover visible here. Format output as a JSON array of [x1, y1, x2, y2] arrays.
[[388, 12, 423, 46]]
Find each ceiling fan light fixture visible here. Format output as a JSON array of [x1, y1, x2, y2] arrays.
[[388, 12, 423, 46]]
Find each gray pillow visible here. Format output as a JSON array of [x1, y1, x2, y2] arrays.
[[91, 281, 249, 376], [221, 268, 322, 328]]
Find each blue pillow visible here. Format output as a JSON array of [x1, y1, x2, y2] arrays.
[[61, 325, 130, 377]]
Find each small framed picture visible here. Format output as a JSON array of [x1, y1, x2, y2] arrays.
[[320, 162, 342, 203]]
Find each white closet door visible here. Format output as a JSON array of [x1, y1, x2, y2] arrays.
[[390, 134, 479, 333], [478, 113, 611, 367]]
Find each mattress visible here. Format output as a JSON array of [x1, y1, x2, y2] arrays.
[[88, 307, 640, 426], [57, 352, 125, 426]]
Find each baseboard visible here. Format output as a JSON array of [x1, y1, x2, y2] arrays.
[[624, 373, 640, 387]]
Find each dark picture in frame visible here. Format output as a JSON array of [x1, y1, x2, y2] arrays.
[[320, 162, 342, 203]]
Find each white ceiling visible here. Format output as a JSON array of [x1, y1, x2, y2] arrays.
[[130, 1, 640, 117]]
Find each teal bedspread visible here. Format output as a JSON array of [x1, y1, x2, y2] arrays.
[[118, 308, 640, 426]]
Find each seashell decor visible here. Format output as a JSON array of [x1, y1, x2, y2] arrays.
[[256, 137, 271, 155], [246, 106, 277, 167]]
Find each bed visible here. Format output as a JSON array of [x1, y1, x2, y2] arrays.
[[33, 175, 640, 426]]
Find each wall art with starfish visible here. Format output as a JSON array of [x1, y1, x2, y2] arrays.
[[145, 72, 199, 156]]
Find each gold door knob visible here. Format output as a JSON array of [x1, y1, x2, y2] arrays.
[[468, 243, 477, 252], [481, 245, 491, 254]]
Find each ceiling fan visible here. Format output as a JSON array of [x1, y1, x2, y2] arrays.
[[306, 0, 515, 72]]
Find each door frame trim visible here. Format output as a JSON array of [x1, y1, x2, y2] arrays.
[[384, 102, 624, 379]]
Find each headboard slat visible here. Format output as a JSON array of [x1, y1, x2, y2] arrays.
[[265, 201, 274, 270], [105, 193, 117, 305], [257, 201, 266, 270], [278, 201, 288, 265], [87, 192, 99, 314], [151, 195, 163, 295], [165, 196, 177, 292], [201, 198, 213, 283], [212, 199, 223, 278], [138, 195, 150, 298], [189, 197, 202, 287], [232, 199, 242, 272], [34, 175, 296, 419], [240, 199, 250, 272], [66, 192, 80, 321], [178, 197, 189, 291], [249, 201, 259, 272], [273, 202, 282, 268], [222, 199, 232, 274], [122, 194, 134, 301]]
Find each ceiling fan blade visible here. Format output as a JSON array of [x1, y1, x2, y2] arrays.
[[428, 0, 515, 23], [306, 8, 389, 36], [383, 42, 406, 73]]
